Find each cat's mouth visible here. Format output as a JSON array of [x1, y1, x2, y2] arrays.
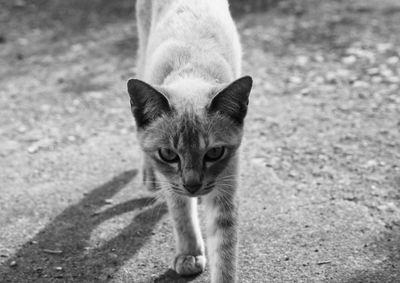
[[196, 185, 214, 195], [172, 185, 214, 197]]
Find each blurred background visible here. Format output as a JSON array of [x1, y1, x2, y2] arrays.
[[1, 0, 399, 282]]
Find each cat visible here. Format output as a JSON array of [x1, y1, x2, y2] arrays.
[[127, 0, 252, 282]]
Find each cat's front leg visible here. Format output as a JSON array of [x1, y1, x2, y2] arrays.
[[205, 186, 238, 283], [166, 193, 206, 276]]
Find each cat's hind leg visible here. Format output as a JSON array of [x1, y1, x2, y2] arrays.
[[166, 193, 206, 275]]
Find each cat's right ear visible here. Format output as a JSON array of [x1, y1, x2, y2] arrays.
[[127, 79, 172, 128]]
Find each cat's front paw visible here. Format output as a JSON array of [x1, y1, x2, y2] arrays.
[[174, 254, 206, 276]]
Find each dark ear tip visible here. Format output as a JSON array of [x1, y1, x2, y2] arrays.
[[240, 75, 253, 87], [127, 79, 138, 92]]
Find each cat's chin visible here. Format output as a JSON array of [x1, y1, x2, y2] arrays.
[[173, 186, 214, 198], [185, 190, 212, 198]]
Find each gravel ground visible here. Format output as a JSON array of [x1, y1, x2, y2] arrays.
[[0, 0, 399, 282]]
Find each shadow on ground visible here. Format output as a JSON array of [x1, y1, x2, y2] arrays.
[[152, 269, 199, 283], [0, 0, 277, 34], [1, 0, 135, 33], [342, 225, 400, 283], [0, 170, 169, 282]]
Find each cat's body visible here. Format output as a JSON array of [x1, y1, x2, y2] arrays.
[[128, 1, 252, 282], [136, 0, 241, 84]]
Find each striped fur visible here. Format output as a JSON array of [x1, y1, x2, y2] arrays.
[[129, 1, 252, 282]]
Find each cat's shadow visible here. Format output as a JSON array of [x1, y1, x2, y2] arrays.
[[153, 268, 199, 283], [0, 169, 180, 282]]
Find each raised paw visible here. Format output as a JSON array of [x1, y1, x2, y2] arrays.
[[174, 254, 206, 276]]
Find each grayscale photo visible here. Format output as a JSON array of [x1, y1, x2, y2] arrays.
[[0, 0, 399, 282]]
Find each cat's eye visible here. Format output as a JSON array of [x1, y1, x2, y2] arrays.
[[205, 147, 225, 162], [158, 148, 179, 163]]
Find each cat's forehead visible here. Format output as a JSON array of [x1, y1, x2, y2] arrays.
[[171, 111, 208, 150], [168, 110, 241, 150]]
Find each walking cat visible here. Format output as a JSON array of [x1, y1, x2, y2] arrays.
[[127, 0, 252, 282]]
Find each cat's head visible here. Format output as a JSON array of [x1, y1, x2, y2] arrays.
[[127, 76, 252, 197]]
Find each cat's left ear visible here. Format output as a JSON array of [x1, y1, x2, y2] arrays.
[[208, 76, 252, 125]]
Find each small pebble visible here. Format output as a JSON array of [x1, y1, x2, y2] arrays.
[[353, 81, 370, 88], [41, 104, 50, 112], [296, 55, 309, 66], [387, 56, 399, 65], [289, 76, 303, 84], [27, 144, 39, 154], [367, 68, 380, 75], [316, 261, 331, 265], [377, 43, 393, 53], [315, 54, 324, 62], [364, 160, 377, 168], [371, 76, 383, 84], [10, 261, 17, 267], [67, 135, 76, 142], [342, 56, 356, 65], [386, 76, 400, 84], [42, 249, 63, 254], [18, 125, 27, 133]]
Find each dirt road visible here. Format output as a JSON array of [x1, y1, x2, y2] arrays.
[[1, 0, 399, 282]]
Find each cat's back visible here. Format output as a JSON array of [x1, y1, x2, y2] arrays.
[[140, 0, 241, 82], [150, 0, 233, 37]]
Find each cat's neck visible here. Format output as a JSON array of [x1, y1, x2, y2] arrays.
[[145, 41, 234, 86], [160, 75, 217, 110], [163, 65, 218, 85]]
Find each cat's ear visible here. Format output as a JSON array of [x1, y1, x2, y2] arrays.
[[127, 79, 171, 128], [208, 76, 252, 124]]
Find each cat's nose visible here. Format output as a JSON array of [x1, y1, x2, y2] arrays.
[[183, 183, 202, 194]]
